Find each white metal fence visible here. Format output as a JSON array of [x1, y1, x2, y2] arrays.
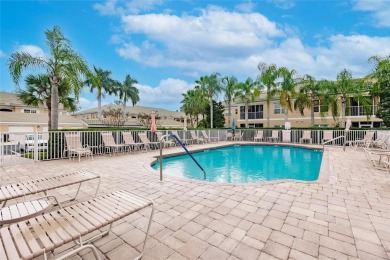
[[1, 129, 389, 165]]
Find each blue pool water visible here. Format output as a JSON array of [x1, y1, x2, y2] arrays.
[[153, 145, 323, 183]]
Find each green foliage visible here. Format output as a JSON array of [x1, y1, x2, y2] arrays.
[[370, 55, 390, 126], [203, 101, 225, 128]]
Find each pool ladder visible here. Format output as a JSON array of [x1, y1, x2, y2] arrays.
[[159, 134, 206, 181]]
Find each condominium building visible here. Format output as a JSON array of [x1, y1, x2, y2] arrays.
[[224, 94, 382, 128]]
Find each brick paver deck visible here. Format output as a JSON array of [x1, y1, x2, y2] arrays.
[[1, 142, 389, 260]]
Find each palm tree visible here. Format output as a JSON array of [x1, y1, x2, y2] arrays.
[[117, 75, 139, 119], [181, 88, 205, 127], [195, 73, 221, 128], [234, 77, 261, 128], [323, 69, 372, 127], [8, 25, 88, 129], [294, 75, 325, 127], [84, 66, 117, 119], [17, 74, 77, 128], [258, 63, 279, 127], [368, 55, 390, 126], [278, 67, 297, 122], [222, 76, 239, 126]]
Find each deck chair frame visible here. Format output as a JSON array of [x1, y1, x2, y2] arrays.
[[156, 132, 175, 148], [171, 131, 192, 145], [0, 170, 101, 225], [101, 132, 126, 156], [322, 131, 333, 144], [190, 131, 204, 144], [122, 132, 144, 153], [254, 131, 264, 142], [300, 131, 312, 144], [0, 190, 154, 260], [267, 130, 279, 142], [138, 133, 160, 151], [64, 132, 93, 162], [233, 131, 243, 141], [201, 130, 218, 143], [353, 131, 375, 150]]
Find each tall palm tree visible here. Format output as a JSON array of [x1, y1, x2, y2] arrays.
[[278, 67, 297, 122], [17, 74, 77, 128], [234, 77, 261, 128], [368, 55, 390, 126], [182, 88, 206, 127], [117, 74, 139, 119], [294, 75, 325, 127], [323, 69, 372, 127], [195, 73, 221, 128], [84, 66, 117, 119], [222, 76, 239, 126], [258, 63, 279, 127], [8, 25, 88, 129]]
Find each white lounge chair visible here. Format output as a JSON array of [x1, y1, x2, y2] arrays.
[[101, 132, 126, 155], [226, 132, 233, 141], [171, 131, 192, 145], [0, 190, 154, 260], [156, 132, 175, 148], [363, 148, 390, 170], [64, 132, 93, 162], [254, 131, 264, 142], [138, 133, 160, 151], [300, 131, 312, 144], [354, 131, 375, 149], [371, 132, 390, 149], [190, 131, 204, 144], [122, 132, 144, 153], [267, 130, 279, 142], [201, 130, 219, 143], [0, 170, 101, 225], [322, 131, 333, 144], [234, 131, 243, 141]]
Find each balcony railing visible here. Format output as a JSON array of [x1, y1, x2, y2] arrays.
[[240, 112, 263, 120], [349, 106, 378, 116]]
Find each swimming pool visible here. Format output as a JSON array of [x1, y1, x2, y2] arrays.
[[153, 145, 323, 183]]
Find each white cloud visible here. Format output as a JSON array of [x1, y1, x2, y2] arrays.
[[0, 50, 5, 57], [267, 0, 295, 10], [16, 45, 45, 58], [136, 78, 194, 109], [235, 0, 256, 13], [94, 0, 164, 15], [78, 97, 99, 111], [353, 0, 390, 27]]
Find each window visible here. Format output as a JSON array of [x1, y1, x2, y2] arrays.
[[273, 104, 285, 114], [313, 100, 320, 113], [23, 109, 37, 113], [235, 109, 238, 115], [240, 105, 263, 119]]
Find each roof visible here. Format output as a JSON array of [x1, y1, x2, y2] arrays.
[[0, 91, 66, 109], [0, 112, 84, 125], [74, 104, 185, 118]]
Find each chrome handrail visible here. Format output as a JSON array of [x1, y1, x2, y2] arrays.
[[159, 134, 206, 182]]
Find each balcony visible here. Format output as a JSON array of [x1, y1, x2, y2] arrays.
[[240, 112, 263, 120], [349, 106, 377, 116]]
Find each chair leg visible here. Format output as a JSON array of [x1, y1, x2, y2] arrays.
[[70, 183, 82, 201], [135, 202, 155, 260]]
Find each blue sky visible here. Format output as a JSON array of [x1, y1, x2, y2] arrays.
[[1, 0, 390, 111]]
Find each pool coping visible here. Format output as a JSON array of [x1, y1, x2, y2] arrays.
[[144, 141, 331, 186]]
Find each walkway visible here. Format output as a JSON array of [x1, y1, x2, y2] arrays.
[[0, 142, 389, 260]]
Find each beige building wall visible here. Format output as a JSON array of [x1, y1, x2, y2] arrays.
[[224, 95, 382, 128]]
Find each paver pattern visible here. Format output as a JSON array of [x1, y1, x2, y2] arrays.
[[1, 142, 389, 260]]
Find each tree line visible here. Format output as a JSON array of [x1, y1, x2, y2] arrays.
[[8, 26, 140, 130], [181, 57, 390, 128]]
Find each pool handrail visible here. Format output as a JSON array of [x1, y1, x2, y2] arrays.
[[322, 135, 346, 151], [159, 134, 206, 181]]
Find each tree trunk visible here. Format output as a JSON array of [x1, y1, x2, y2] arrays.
[[310, 100, 315, 127], [266, 89, 270, 127], [228, 101, 231, 126], [97, 90, 102, 119], [45, 100, 52, 129], [122, 99, 127, 119], [341, 100, 346, 127], [245, 99, 249, 128], [50, 75, 59, 130], [210, 97, 213, 128], [284, 109, 288, 122]]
